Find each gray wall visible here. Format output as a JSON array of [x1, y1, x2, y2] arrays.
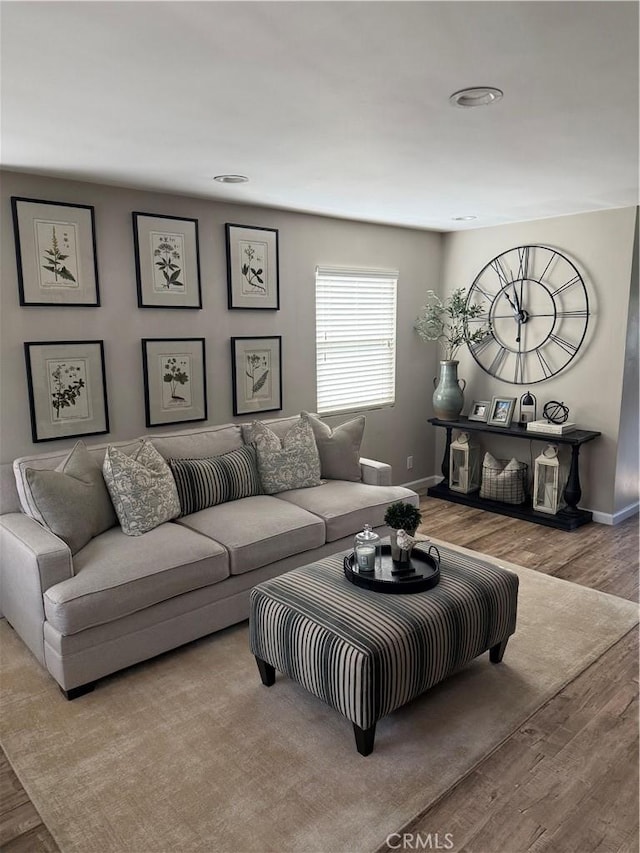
[[439, 206, 638, 518], [0, 170, 441, 485]]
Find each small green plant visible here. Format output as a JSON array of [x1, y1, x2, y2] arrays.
[[384, 501, 422, 534], [415, 287, 490, 361]]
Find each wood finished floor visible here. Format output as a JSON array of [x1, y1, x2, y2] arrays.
[[1, 499, 638, 853]]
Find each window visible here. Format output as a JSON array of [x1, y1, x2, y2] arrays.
[[315, 266, 398, 415]]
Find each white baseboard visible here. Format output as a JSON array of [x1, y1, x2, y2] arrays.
[[589, 501, 639, 526], [401, 475, 441, 494]]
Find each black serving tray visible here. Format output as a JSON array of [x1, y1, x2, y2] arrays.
[[343, 543, 440, 594]]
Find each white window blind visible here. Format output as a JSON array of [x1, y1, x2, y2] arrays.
[[315, 266, 398, 415]]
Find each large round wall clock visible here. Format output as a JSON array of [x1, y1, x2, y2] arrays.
[[464, 245, 590, 385]]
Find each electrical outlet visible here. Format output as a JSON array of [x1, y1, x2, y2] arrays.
[[406, 455, 414, 470]]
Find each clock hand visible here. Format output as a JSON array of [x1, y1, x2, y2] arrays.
[[503, 291, 521, 319]]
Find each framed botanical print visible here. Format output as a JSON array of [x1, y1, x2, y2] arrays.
[[24, 341, 109, 442], [231, 336, 282, 416], [11, 197, 100, 306], [225, 224, 279, 309], [142, 338, 207, 427], [133, 213, 202, 308]]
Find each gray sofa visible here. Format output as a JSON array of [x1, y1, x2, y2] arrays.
[[0, 414, 418, 698]]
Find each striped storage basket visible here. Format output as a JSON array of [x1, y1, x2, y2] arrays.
[[249, 543, 519, 734]]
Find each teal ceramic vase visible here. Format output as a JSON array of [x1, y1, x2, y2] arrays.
[[432, 360, 466, 420]]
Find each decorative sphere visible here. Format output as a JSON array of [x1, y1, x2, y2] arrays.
[[543, 401, 570, 424]]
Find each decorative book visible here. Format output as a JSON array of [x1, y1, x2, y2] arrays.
[[526, 420, 576, 435]]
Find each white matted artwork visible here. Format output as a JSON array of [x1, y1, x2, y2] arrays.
[[231, 336, 282, 416], [24, 341, 109, 442], [142, 338, 207, 427], [226, 224, 279, 309], [12, 197, 100, 306], [133, 213, 202, 308]]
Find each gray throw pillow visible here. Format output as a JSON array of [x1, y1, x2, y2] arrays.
[[103, 440, 180, 536], [302, 411, 364, 481], [169, 445, 262, 516], [23, 440, 117, 555], [241, 415, 321, 494]]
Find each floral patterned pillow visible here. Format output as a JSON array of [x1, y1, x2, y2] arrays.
[[103, 440, 180, 536], [241, 415, 321, 495]]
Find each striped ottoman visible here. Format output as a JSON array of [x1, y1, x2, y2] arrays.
[[249, 542, 519, 755]]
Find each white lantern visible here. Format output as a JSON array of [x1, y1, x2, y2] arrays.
[[533, 444, 568, 514], [449, 432, 481, 493]]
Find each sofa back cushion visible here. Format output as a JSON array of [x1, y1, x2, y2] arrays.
[[303, 411, 364, 481], [169, 445, 262, 516], [103, 440, 180, 535], [19, 441, 117, 554], [242, 415, 321, 494], [150, 424, 243, 460]]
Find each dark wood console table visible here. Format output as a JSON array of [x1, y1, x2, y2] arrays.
[[427, 416, 601, 531]]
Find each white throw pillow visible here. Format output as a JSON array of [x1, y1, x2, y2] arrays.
[[103, 440, 180, 536]]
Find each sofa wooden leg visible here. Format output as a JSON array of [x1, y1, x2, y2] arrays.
[[255, 656, 275, 686], [61, 682, 96, 700], [490, 638, 509, 663], [353, 722, 376, 756]]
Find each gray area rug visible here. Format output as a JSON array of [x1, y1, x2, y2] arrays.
[[1, 545, 637, 853]]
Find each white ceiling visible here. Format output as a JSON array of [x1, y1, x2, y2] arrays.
[[1, 1, 638, 231]]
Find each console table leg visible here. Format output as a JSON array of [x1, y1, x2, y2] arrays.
[[563, 445, 582, 514], [353, 722, 376, 756], [441, 426, 453, 486]]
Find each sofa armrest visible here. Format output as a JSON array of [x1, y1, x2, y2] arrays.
[[0, 513, 73, 665], [359, 458, 392, 487]]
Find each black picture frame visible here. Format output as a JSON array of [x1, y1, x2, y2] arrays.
[[24, 340, 109, 442], [12, 197, 100, 307], [226, 224, 280, 310], [133, 212, 202, 309], [141, 338, 207, 427], [231, 336, 282, 416]]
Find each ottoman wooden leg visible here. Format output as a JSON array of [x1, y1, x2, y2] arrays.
[[353, 722, 376, 756], [490, 638, 509, 663], [255, 656, 276, 686]]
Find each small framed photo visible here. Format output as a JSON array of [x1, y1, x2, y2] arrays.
[[488, 396, 517, 427], [24, 341, 109, 442], [141, 338, 207, 427], [11, 197, 100, 306], [226, 224, 279, 310], [468, 400, 491, 422], [133, 213, 202, 308], [231, 336, 282, 416]]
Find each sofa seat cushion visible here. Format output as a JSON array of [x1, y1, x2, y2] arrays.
[[275, 481, 420, 542], [44, 524, 229, 635], [175, 495, 325, 575]]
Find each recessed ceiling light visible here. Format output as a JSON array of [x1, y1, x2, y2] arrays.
[[449, 87, 503, 108], [213, 174, 249, 183], [452, 215, 478, 221]]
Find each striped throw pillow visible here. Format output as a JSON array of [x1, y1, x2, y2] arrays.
[[169, 445, 262, 516]]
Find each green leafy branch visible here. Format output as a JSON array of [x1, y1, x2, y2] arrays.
[[415, 288, 490, 361]]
